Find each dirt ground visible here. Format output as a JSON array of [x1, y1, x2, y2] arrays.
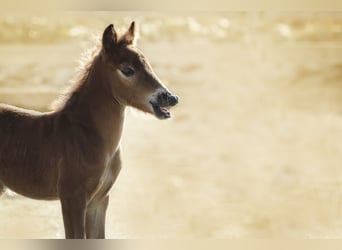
[[0, 12, 342, 238]]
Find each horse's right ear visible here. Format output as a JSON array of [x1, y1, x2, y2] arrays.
[[102, 24, 117, 53]]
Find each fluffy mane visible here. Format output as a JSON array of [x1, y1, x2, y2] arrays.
[[50, 26, 137, 112], [50, 40, 101, 111]]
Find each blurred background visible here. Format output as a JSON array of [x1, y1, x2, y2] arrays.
[[0, 11, 342, 238]]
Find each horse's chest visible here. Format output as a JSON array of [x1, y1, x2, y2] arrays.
[[93, 165, 115, 198], [102, 163, 116, 187], [90, 157, 120, 200]]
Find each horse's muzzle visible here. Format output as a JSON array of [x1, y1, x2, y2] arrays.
[[161, 92, 178, 107], [150, 91, 179, 119]]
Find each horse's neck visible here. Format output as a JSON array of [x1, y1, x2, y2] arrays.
[[64, 55, 125, 153]]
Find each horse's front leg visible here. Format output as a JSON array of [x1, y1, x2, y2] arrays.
[[59, 183, 88, 239], [85, 149, 122, 239], [86, 196, 109, 238]]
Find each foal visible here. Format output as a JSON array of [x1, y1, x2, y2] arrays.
[[0, 22, 178, 238]]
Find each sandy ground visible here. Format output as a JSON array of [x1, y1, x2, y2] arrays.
[[0, 13, 342, 238]]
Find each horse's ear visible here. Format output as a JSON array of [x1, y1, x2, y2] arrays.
[[102, 24, 117, 52], [122, 21, 139, 46]]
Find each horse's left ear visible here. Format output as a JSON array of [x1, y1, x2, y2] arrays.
[[122, 21, 139, 46], [102, 24, 117, 53]]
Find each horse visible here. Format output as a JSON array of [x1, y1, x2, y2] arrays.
[[0, 22, 178, 239]]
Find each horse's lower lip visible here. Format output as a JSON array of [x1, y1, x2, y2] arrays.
[[151, 104, 171, 119]]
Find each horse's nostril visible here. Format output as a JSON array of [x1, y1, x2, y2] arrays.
[[169, 95, 179, 106], [157, 92, 166, 104], [157, 92, 178, 106]]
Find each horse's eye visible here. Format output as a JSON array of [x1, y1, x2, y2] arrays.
[[121, 67, 135, 77]]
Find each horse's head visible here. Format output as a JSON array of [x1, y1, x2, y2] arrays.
[[101, 22, 179, 119]]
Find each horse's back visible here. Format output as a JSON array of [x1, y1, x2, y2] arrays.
[[0, 103, 44, 120]]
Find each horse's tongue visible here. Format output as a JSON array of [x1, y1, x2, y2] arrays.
[[161, 107, 168, 112], [161, 106, 171, 112], [160, 107, 170, 117]]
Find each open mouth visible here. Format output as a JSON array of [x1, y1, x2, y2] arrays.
[[151, 103, 172, 119], [149, 92, 178, 120]]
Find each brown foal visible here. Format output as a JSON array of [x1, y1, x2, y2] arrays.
[[0, 22, 178, 239]]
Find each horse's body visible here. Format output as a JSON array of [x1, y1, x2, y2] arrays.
[[0, 22, 178, 238]]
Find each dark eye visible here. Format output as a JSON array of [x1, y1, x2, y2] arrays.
[[121, 67, 135, 77]]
